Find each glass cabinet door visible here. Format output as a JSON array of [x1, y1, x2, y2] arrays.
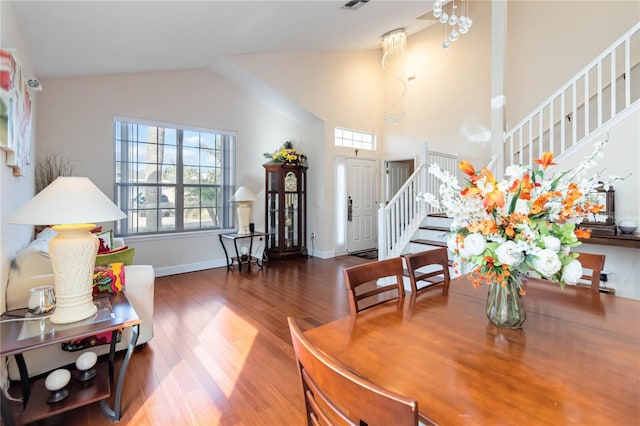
[[284, 192, 298, 249], [267, 192, 279, 249], [284, 171, 298, 249]]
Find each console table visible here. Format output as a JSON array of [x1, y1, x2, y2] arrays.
[[219, 231, 269, 272], [0, 292, 141, 424]]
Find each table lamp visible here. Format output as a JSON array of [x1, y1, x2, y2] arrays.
[[231, 186, 257, 235], [9, 177, 126, 324]]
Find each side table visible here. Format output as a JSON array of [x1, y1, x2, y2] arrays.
[[219, 231, 269, 272], [0, 292, 141, 423]]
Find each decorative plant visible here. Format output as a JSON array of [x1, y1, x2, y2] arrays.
[[264, 141, 306, 164], [35, 153, 74, 193], [418, 135, 623, 294]]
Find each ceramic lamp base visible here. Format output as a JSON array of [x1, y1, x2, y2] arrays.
[[236, 202, 251, 235], [48, 224, 99, 324]]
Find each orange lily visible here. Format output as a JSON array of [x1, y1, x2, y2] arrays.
[[459, 160, 476, 176], [479, 168, 505, 209], [533, 152, 557, 169], [574, 228, 592, 239]]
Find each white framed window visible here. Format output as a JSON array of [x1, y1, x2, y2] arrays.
[[334, 127, 376, 151], [114, 117, 235, 236]]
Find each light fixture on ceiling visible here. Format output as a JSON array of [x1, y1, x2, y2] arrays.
[[382, 29, 408, 126], [432, 0, 473, 50]]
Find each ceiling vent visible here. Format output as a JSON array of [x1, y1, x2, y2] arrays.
[[342, 0, 370, 11]]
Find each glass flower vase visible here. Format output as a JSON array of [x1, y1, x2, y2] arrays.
[[486, 273, 526, 329]]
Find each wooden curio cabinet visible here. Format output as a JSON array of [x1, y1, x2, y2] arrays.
[[264, 161, 308, 260]]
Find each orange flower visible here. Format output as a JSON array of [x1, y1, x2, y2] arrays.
[[510, 174, 535, 200], [533, 152, 557, 169], [475, 168, 505, 209], [459, 160, 476, 176], [574, 228, 592, 239], [467, 219, 499, 235]]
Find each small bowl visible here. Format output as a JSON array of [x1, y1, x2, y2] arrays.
[[618, 221, 638, 234], [619, 225, 637, 234]]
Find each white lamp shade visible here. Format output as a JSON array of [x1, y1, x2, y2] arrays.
[[9, 176, 125, 225], [231, 186, 258, 202]]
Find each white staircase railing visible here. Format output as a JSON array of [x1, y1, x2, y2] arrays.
[[504, 22, 640, 166], [378, 151, 458, 260]]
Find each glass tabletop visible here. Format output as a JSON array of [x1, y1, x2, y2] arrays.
[[16, 297, 115, 341]]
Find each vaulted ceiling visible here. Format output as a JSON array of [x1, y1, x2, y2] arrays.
[[8, 0, 437, 79]]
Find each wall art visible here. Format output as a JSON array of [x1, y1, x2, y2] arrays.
[[1, 48, 32, 176]]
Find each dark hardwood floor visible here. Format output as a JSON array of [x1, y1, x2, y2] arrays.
[[4, 255, 369, 426]]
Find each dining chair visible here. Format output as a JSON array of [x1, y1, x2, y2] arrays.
[[573, 252, 606, 293], [402, 248, 451, 294], [343, 257, 406, 315], [287, 317, 420, 426]]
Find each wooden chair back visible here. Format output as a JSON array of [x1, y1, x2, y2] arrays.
[[287, 317, 419, 426], [343, 257, 405, 315], [574, 252, 606, 293], [402, 248, 451, 294]]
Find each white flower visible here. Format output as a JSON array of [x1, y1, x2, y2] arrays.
[[533, 249, 562, 277], [504, 164, 527, 179], [495, 241, 525, 266], [418, 192, 440, 209], [463, 233, 486, 256], [447, 234, 460, 254], [562, 259, 583, 284], [543, 236, 561, 251]]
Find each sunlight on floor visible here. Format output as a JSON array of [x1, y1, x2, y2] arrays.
[[193, 305, 259, 397], [127, 305, 258, 425]]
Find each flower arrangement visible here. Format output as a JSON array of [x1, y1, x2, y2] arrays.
[[264, 140, 306, 164], [419, 135, 621, 295]]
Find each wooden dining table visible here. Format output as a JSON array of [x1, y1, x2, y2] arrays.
[[304, 277, 640, 425]]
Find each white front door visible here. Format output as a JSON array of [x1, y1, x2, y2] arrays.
[[346, 158, 377, 253]]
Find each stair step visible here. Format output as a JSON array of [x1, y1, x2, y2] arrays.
[[410, 239, 448, 248], [427, 212, 448, 218], [420, 225, 450, 232]]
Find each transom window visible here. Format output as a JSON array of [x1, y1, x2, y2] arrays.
[[114, 117, 235, 236], [334, 127, 376, 151]]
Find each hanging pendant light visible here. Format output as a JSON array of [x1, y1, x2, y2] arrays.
[[433, 0, 473, 50]]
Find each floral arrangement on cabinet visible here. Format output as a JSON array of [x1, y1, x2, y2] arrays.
[[418, 135, 622, 296], [264, 140, 306, 164]]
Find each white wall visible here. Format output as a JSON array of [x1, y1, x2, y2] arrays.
[[0, 1, 38, 298]]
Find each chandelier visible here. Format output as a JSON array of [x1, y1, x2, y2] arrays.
[[381, 29, 407, 126], [432, 0, 473, 50]]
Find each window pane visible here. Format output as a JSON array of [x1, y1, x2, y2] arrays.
[[161, 164, 177, 183], [183, 130, 200, 148], [183, 166, 200, 184], [201, 148, 216, 167], [183, 147, 200, 166]]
